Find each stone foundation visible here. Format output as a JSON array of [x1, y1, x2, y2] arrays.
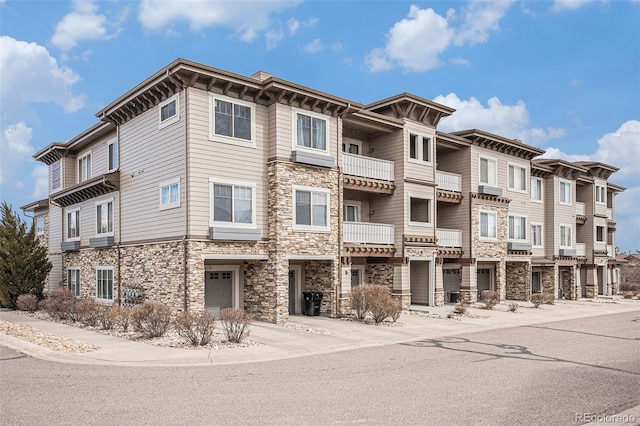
[[505, 262, 529, 301]]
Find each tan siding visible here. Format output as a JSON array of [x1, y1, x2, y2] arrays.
[[119, 90, 186, 241], [49, 205, 62, 252], [89, 132, 117, 177], [63, 157, 75, 188], [403, 182, 436, 237], [404, 125, 436, 183], [274, 103, 292, 158]]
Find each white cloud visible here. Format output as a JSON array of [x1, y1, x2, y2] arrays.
[[450, 57, 470, 66], [434, 93, 565, 145], [31, 165, 49, 200], [0, 36, 85, 121], [541, 120, 640, 252], [51, 0, 119, 51], [138, 0, 300, 42], [552, 0, 595, 12], [0, 123, 33, 190], [365, 2, 514, 72], [287, 17, 300, 35], [453, 0, 515, 46], [304, 38, 324, 53]]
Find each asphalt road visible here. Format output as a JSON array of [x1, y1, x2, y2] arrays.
[[1, 311, 639, 426]]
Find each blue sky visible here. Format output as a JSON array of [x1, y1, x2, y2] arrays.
[[1, 0, 639, 252]]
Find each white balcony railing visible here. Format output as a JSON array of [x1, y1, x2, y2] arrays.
[[607, 245, 614, 258], [607, 208, 613, 220], [343, 222, 394, 245], [436, 228, 462, 248], [576, 243, 586, 257], [436, 171, 462, 192], [342, 153, 394, 182], [576, 202, 586, 216]]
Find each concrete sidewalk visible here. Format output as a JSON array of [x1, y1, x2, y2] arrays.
[[1, 298, 639, 367]]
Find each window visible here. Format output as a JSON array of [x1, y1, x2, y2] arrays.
[[342, 139, 361, 155], [68, 268, 80, 297], [96, 200, 113, 235], [559, 180, 572, 205], [293, 186, 329, 231], [294, 109, 327, 151], [343, 204, 360, 222], [108, 141, 118, 171], [96, 268, 113, 301], [560, 224, 572, 248], [209, 179, 256, 226], [159, 179, 180, 210], [159, 93, 179, 129], [480, 211, 497, 239], [51, 161, 61, 190], [35, 217, 45, 235], [508, 164, 527, 192], [210, 95, 254, 144], [508, 215, 527, 241], [479, 157, 498, 187], [596, 226, 605, 243], [531, 223, 543, 247], [595, 185, 606, 204], [78, 153, 91, 183], [409, 196, 432, 224], [67, 209, 80, 240], [408, 132, 432, 163], [531, 178, 542, 202]]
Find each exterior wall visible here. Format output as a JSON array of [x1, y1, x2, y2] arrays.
[[119, 90, 187, 242], [505, 261, 530, 301], [541, 266, 555, 297], [544, 175, 576, 256], [436, 149, 472, 253], [61, 193, 120, 247], [64, 247, 119, 300]]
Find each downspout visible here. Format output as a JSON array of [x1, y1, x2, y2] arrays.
[[116, 123, 122, 306], [336, 103, 351, 316], [183, 84, 189, 312]]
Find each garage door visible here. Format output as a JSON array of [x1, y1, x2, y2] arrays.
[[443, 268, 461, 303], [205, 271, 233, 317]]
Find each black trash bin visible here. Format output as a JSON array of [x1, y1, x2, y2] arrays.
[[302, 291, 323, 316]]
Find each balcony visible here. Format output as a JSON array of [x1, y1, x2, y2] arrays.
[[576, 243, 586, 257], [436, 228, 462, 247], [436, 171, 463, 203], [575, 202, 587, 224], [343, 222, 394, 245], [342, 153, 394, 181], [607, 245, 614, 258], [607, 208, 613, 220]]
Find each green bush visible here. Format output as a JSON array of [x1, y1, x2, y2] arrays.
[[220, 308, 252, 343], [16, 294, 38, 313], [132, 301, 171, 338], [174, 311, 216, 346]]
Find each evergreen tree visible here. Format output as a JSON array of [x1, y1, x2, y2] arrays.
[[0, 201, 52, 308]]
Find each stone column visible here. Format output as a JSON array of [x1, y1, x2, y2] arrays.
[[434, 261, 445, 306], [584, 267, 597, 298], [496, 259, 506, 301], [394, 263, 411, 309], [461, 263, 477, 303]]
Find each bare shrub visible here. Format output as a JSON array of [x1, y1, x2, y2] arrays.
[[38, 288, 77, 320], [75, 299, 100, 326], [622, 291, 634, 299], [16, 294, 38, 313], [543, 294, 555, 305], [174, 311, 216, 346], [109, 306, 131, 332], [619, 283, 640, 293], [454, 297, 468, 315], [132, 301, 171, 338], [530, 293, 545, 308], [389, 298, 402, 322], [350, 285, 369, 320], [220, 308, 252, 343], [508, 302, 519, 313], [96, 304, 114, 330], [481, 290, 500, 310]]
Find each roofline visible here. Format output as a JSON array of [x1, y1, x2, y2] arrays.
[[365, 92, 456, 115], [532, 158, 589, 172], [20, 199, 49, 212], [453, 129, 545, 155]]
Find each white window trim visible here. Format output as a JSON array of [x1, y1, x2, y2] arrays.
[[291, 107, 330, 154], [95, 266, 114, 303], [95, 197, 115, 237], [159, 93, 180, 130], [479, 155, 498, 187], [531, 222, 543, 248], [292, 184, 331, 232], [66, 207, 81, 242], [67, 267, 81, 298], [208, 177, 257, 228], [508, 214, 528, 242], [343, 200, 361, 222], [342, 137, 362, 155], [77, 151, 92, 183], [159, 178, 181, 211], [595, 185, 606, 205], [479, 209, 498, 241], [559, 223, 573, 248], [107, 139, 118, 172], [51, 160, 62, 191], [35, 217, 45, 235], [530, 177, 543, 203], [408, 193, 433, 227], [507, 162, 528, 194], [407, 128, 433, 166], [595, 225, 606, 243], [559, 179, 572, 206], [204, 264, 240, 310], [208, 93, 256, 148]]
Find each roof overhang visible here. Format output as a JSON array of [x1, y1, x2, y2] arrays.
[[532, 158, 588, 180], [574, 161, 619, 180], [20, 199, 49, 213], [364, 93, 455, 128], [33, 143, 67, 165], [51, 173, 119, 208], [453, 129, 545, 160]]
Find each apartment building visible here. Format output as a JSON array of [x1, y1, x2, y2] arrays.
[[23, 58, 625, 323]]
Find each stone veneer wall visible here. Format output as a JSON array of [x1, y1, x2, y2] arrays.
[[505, 262, 530, 301], [303, 260, 335, 316], [366, 263, 394, 288], [64, 247, 119, 300], [559, 266, 574, 299], [541, 267, 555, 298]]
